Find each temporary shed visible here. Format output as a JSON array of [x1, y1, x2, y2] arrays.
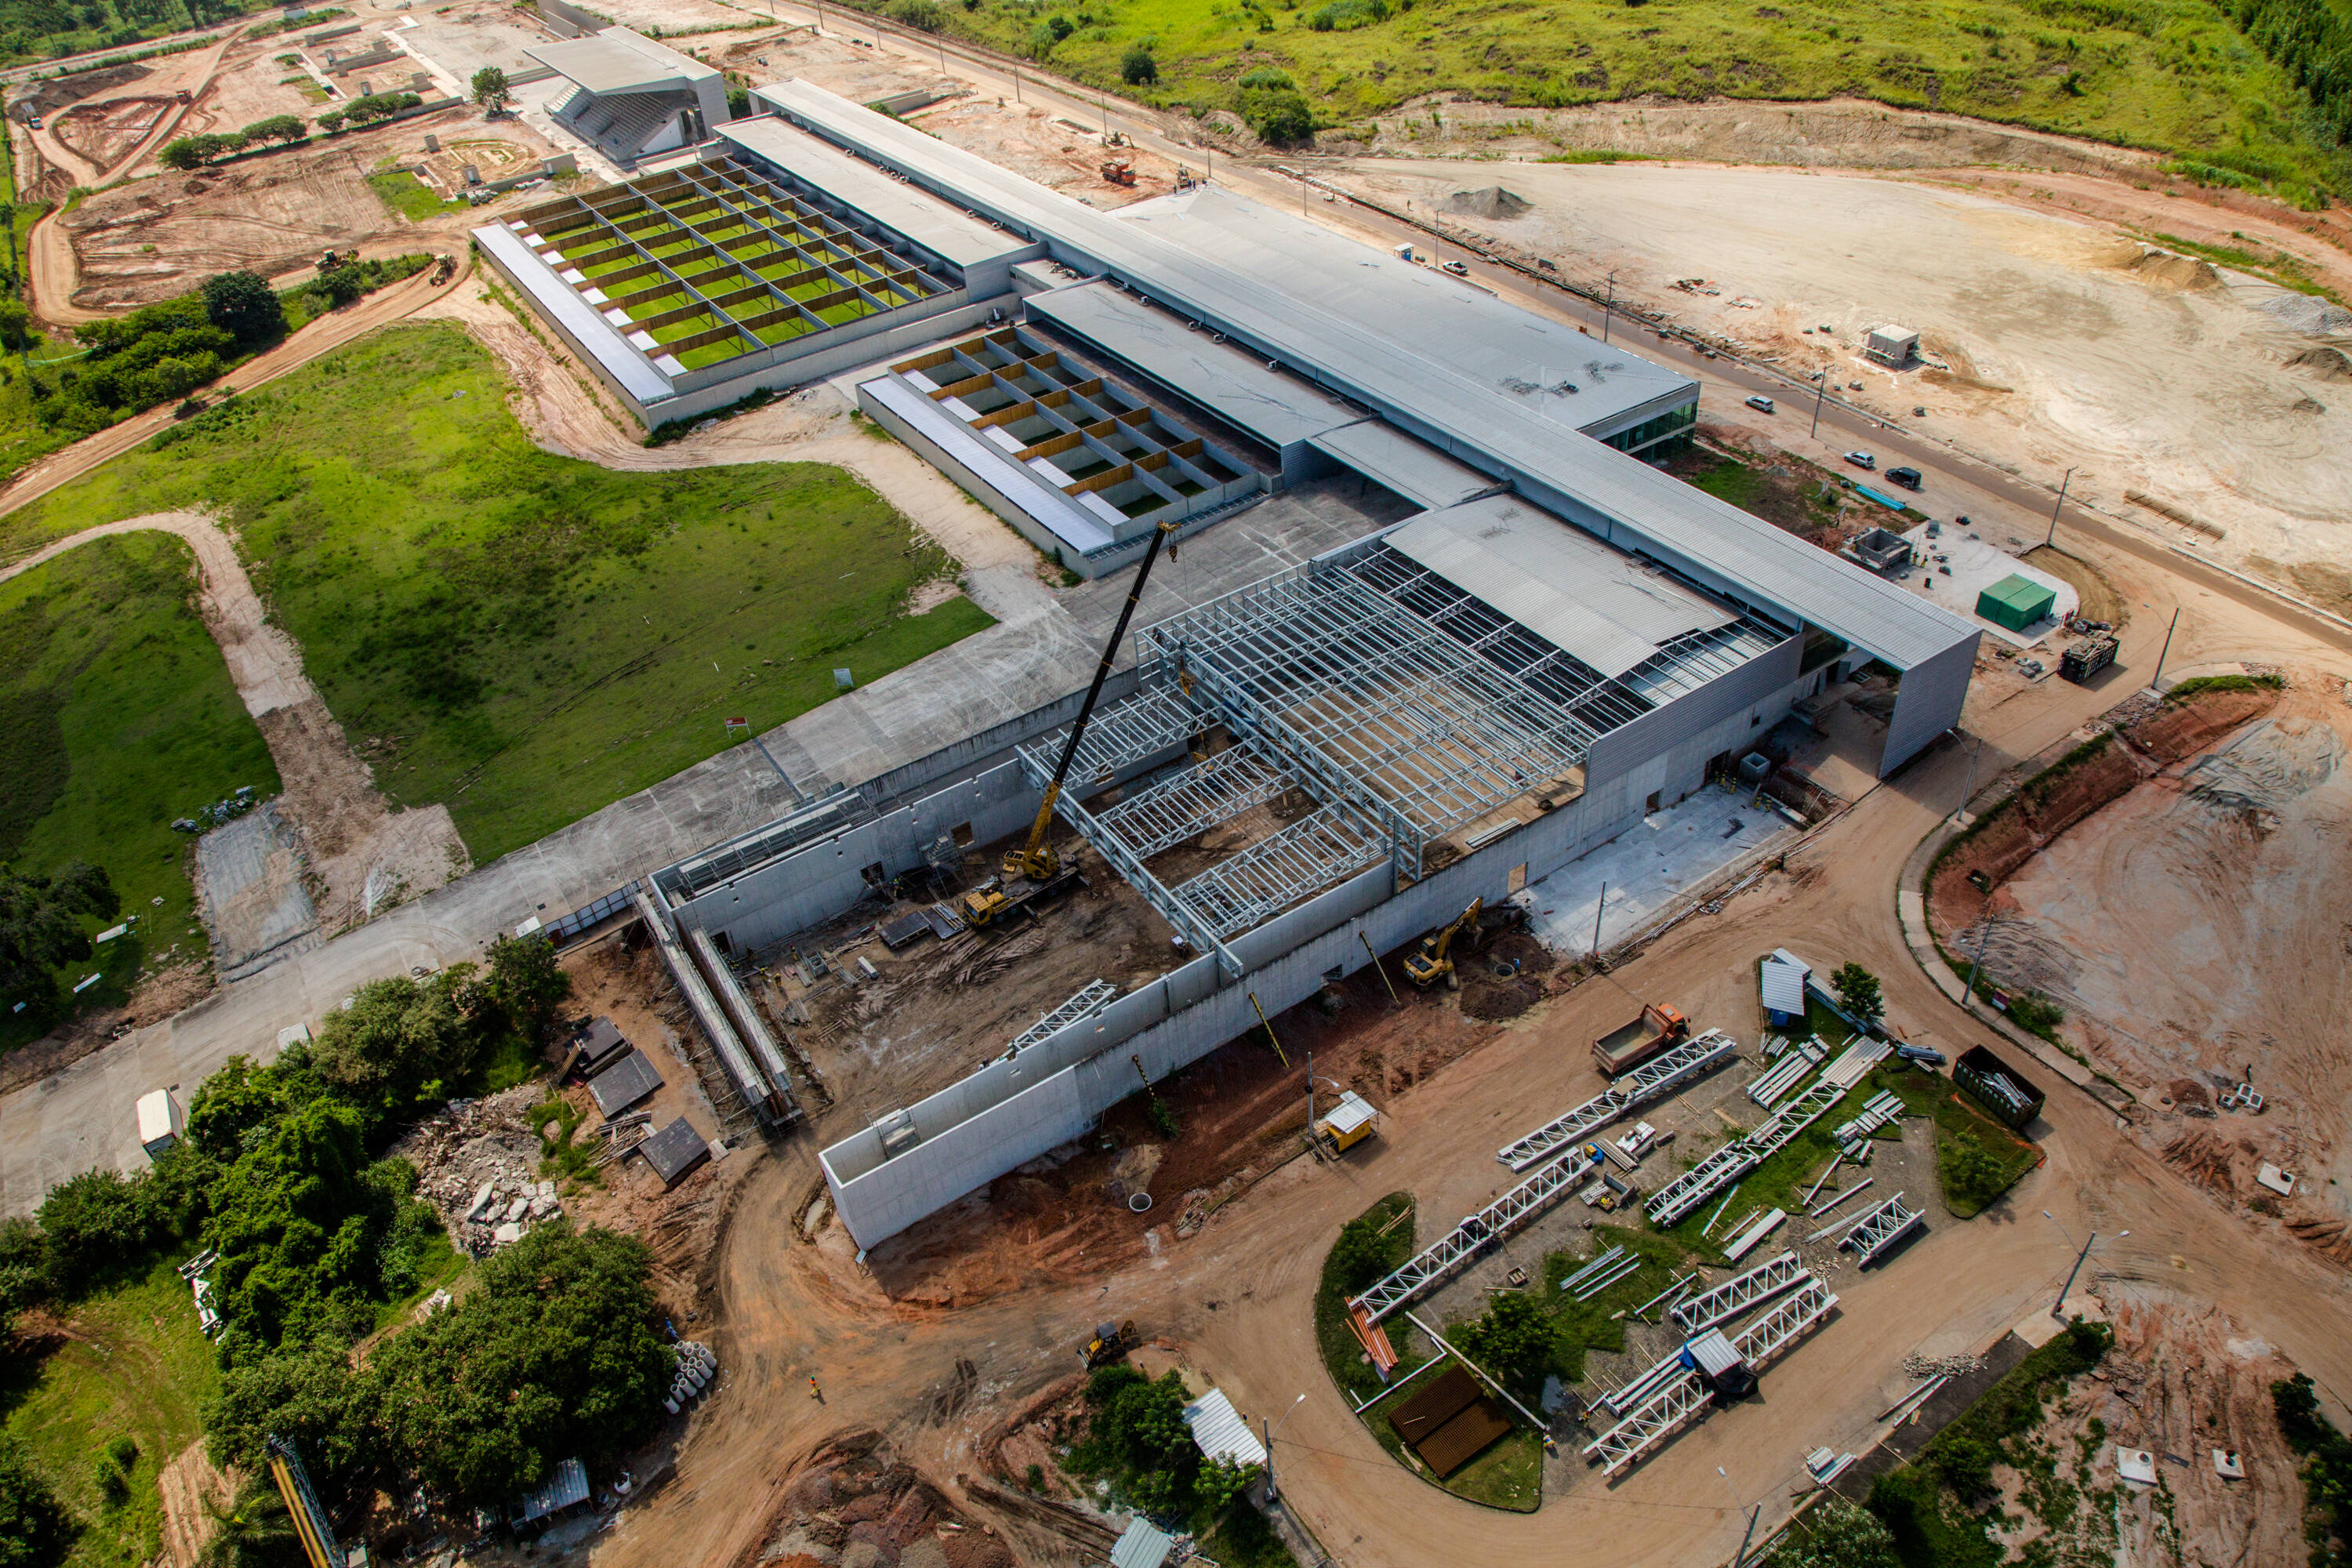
[[512, 1457, 591, 1529], [641, 1116, 714, 1185], [1181, 1388, 1268, 1468], [572, 1016, 633, 1076], [1109, 1516, 1177, 1568], [1864, 326, 1919, 367], [1759, 953, 1809, 1025], [588, 1048, 664, 1117], [1682, 1329, 1757, 1400], [1976, 574, 2056, 632], [136, 1089, 183, 1157]]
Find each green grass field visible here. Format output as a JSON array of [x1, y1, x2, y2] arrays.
[[0, 532, 278, 1051], [864, 0, 2350, 198], [0, 323, 994, 863], [365, 169, 455, 223], [0, 1256, 221, 1568]]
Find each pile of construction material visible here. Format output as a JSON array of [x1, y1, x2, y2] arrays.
[[390, 1084, 568, 1254], [665, 1340, 718, 1414]]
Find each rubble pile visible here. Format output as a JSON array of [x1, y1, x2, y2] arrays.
[[390, 1083, 566, 1254]]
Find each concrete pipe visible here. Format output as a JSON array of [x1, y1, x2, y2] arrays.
[[1128, 1192, 1153, 1213]]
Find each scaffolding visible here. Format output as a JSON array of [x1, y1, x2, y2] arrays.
[[1495, 1029, 1740, 1171]]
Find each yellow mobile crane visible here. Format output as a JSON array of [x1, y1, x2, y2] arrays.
[[960, 519, 1181, 929]]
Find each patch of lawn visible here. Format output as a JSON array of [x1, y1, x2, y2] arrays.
[[1443, 1425, 1543, 1512], [1197, 1501, 1301, 1567], [365, 169, 452, 223], [2, 323, 995, 862], [1313, 1192, 1416, 1406], [851, 0, 2351, 201], [0, 532, 278, 1052], [1878, 1065, 2041, 1217], [0, 1254, 220, 1568]]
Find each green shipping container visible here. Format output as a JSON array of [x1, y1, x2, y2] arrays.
[[1976, 573, 2055, 631]]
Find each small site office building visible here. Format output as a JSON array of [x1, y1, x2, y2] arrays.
[[492, 85, 1983, 1248]]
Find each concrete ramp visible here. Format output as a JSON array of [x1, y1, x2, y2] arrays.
[[195, 802, 321, 982]]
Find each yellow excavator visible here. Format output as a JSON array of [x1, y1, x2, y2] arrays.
[[960, 519, 1181, 930], [1402, 897, 1485, 989]]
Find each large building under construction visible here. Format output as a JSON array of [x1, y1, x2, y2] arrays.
[[499, 85, 1983, 1248]]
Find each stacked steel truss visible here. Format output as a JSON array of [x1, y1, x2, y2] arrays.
[[1349, 1150, 1598, 1324], [1647, 1076, 1854, 1225], [1582, 1277, 1838, 1474], [1840, 1192, 1925, 1267], [1671, 1251, 1810, 1334], [1830, 1088, 1905, 1147], [1495, 1029, 1741, 1171]]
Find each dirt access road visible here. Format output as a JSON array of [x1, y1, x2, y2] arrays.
[[0, 510, 466, 933], [597, 521, 2352, 1568]]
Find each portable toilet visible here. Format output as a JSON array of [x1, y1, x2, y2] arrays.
[[136, 1089, 183, 1159], [1976, 573, 2056, 632], [1315, 1090, 1380, 1153]]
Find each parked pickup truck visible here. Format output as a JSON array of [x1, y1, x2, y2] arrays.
[[1593, 1003, 1690, 1076]]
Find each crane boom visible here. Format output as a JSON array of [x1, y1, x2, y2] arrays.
[[1001, 518, 1181, 884]]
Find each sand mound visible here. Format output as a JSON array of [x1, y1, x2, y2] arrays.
[[2288, 344, 2352, 383], [2126, 249, 2220, 291], [1446, 186, 1530, 220]]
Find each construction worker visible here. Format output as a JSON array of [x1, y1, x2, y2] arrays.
[[808, 1375, 822, 1400]]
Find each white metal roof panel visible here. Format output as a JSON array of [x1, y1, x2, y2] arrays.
[[759, 82, 1979, 672], [135, 1090, 175, 1144], [514, 1457, 590, 1523], [1118, 185, 1695, 439], [1320, 1090, 1377, 1136], [1309, 420, 1499, 510], [1110, 1518, 1176, 1568], [1388, 493, 1736, 678], [525, 28, 712, 95], [715, 117, 1040, 273], [861, 376, 1116, 554], [1182, 1388, 1269, 1468], [474, 223, 675, 405], [1025, 281, 1359, 449], [1759, 956, 1809, 1015]]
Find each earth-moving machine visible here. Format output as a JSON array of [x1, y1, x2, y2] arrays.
[[960, 519, 1181, 930], [1403, 898, 1484, 989], [1080, 1319, 1139, 1367]]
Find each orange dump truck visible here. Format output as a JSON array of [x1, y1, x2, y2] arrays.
[[1592, 1003, 1690, 1076]]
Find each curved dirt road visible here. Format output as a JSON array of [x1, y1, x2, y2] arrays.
[[0, 253, 470, 535], [0, 509, 466, 928], [594, 525, 2352, 1568]]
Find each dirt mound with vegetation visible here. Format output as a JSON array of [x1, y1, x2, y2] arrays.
[[2125, 248, 2222, 290]]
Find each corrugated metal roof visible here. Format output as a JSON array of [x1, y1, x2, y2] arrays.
[[588, 1048, 663, 1116], [1388, 493, 1737, 678], [1759, 956, 1809, 1015], [472, 223, 676, 405], [1320, 1091, 1377, 1136], [1027, 282, 1358, 449], [524, 28, 713, 95], [1308, 421, 1500, 510], [714, 118, 1040, 273], [1109, 1517, 1176, 1568], [514, 1457, 590, 1523], [1181, 1388, 1268, 1468], [860, 375, 1117, 554], [757, 81, 1979, 672], [1116, 186, 1695, 440]]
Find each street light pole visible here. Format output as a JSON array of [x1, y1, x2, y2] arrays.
[[2043, 1212, 2128, 1320], [2151, 606, 2180, 691], [1600, 270, 1616, 343], [2045, 466, 2074, 548], [1264, 1394, 1306, 1501], [1953, 735, 1982, 822]]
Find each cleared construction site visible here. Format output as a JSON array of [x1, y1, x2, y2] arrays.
[[486, 82, 1992, 1254]]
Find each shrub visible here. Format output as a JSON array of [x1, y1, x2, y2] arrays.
[[1450, 1290, 1555, 1399], [1241, 86, 1315, 143], [1308, 0, 1389, 28], [1120, 43, 1157, 82], [1765, 1497, 1900, 1568], [2274, 1373, 2352, 1561], [241, 114, 305, 144], [886, 0, 946, 28], [1830, 960, 1883, 1022], [1073, 1368, 1202, 1516], [1938, 1127, 2013, 1210], [317, 109, 347, 132], [35, 1167, 169, 1295], [0, 1438, 74, 1568], [1146, 1096, 1180, 1138], [308, 972, 478, 1123]]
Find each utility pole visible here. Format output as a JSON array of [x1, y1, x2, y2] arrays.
[[1600, 269, 1616, 343], [1591, 882, 1607, 963], [1962, 890, 1994, 1006], [2053, 1229, 2096, 1321], [1953, 734, 1982, 822], [2045, 466, 2074, 548], [2151, 606, 2180, 691], [1809, 371, 1828, 438], [1729, 1503, 1762, 1568]]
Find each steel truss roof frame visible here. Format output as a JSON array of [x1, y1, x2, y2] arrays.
[[1051, 784, 1244, 978], [1840, 1192, 1925, 1267], [1583, 1277, 1838, 1474], [1007, 979, 1118, 1054], [1015, 681, 1206, 796], [1091, 743, 1290, 860], [1168, 800, 1385, 938], [1670, 1251, 1810, 1334], [1349, 1151, 1596, 1324], [1495, 1029, 1741, 1171], [1142, 562, 1597, 854], [1647, 1141, 1762, 1228]]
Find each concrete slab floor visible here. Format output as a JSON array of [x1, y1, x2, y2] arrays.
[[1895, 522, 2078, 649], [1523, 782, 1797, 960]]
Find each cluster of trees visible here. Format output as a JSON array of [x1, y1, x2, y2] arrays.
[[1070, 1367, 1258, 1526], [31, 270, 280, 437], [1762, 1499, 1900, 1568], [1450, 1290, 1557, 1401], [2230, 0, 2352, 145], [317, 90, 421, 133], [2274, 1373, 2352, 1561], [1236, 65, 1314, 143], [156, 115, 306, 169], [0, 863, 117, 1014]]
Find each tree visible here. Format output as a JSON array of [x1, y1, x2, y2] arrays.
[[474, 934, 572, 1041], [308, 973, 474, 1120], [316, 109, 347, 132], [1120, 43, 1158, 84], [1450, 1290, 1555, 1399], [469, 65, 508, 114], [0, 1437, 74, 1568], [202, 270, 285, 343], [1939, 1127, 2010, 1210], [1075, 1367, 1200, 1516], [884, 0, 945, 29], [199, 1473, 300, 1568], [0, 298, 33, 353], [1237, 70, 1314, 143], [240, 114, 305, 146], [202, 1100, 389, 1345], [205, 1341, 377, 1482], [367, 1225, 672, 1504], [1325, 1212, 1397, 1294], [0, 862, 117, 1009], [158, 136, 207, 169], [35, 1168, 169, 1294], [1830, 960, 1883, 1022], [1764, 1497, 1900, 1568]]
